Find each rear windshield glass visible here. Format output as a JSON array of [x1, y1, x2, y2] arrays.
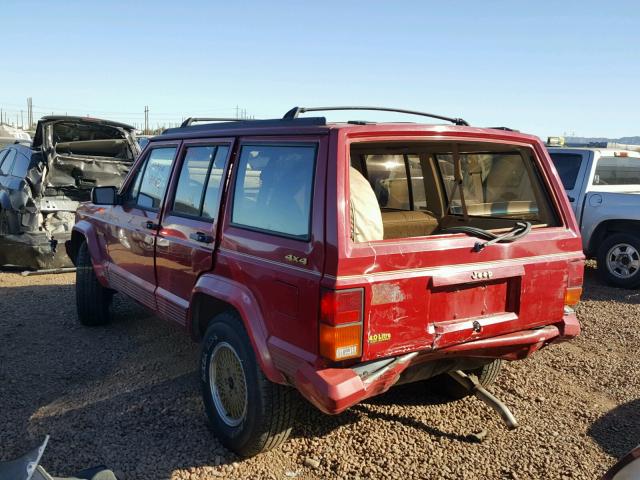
[[549, 153, 583, 190], [594, 156, 640, 185], [349, 142, 558, 242]]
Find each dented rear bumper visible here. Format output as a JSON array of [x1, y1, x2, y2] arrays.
[[294, 312, 580, 414], [0, 231, 73, 270]]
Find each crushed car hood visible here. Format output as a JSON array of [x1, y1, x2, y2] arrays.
[[32, 116, 139, 191]]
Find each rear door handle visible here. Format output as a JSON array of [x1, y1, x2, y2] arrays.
[[144, 221, 160, 230], [189, 232, 214, 244], [567, 195, 575, 202]]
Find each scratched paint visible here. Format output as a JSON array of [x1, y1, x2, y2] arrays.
[[371, 282, 405, 305]]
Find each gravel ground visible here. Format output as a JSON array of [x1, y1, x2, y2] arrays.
[[1, 261, 639, 479]]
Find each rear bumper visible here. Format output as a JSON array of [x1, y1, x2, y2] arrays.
[[0, 232, 73, 270], [294, 312, 580, 414]]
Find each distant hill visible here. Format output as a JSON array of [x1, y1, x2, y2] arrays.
[[566, 136, 640, 145]]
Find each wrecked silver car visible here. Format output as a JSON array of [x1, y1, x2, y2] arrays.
[[0, 116, 140, 269]]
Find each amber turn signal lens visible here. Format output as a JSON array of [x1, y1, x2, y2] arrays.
[[564, 286, 582, 307], [319, 323, 362, 361]]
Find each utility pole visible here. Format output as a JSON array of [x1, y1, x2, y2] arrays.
[[27, 97, 33, 128], [20, 110, 23, 129], [144, 105, 149, 134]]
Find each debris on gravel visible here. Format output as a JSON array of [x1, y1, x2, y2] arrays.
[[303, 457, 321, 469], [0, 261, 638, 479]]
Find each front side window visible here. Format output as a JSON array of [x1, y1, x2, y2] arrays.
[[593, 156, 640, 185], [0, 149, 16, 176], [125, 147, 176, 209], [202, 146, 229, 219], [172, 146, 216, 217], [232, 144, 316, 239], [171, 145, 229, 219], [549, 153, 584, 190]]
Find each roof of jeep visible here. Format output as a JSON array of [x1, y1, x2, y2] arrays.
[[158, 117, 540, 143]]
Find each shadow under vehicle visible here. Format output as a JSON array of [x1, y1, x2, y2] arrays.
[[0, 116, 140, 269]]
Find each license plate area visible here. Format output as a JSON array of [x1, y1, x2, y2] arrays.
[[430, 279, 516, 321], [429, 277, 522, 348]]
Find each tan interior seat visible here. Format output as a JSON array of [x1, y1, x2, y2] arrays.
[[381, 210, 439, 239], [350, 167, 384, 242]]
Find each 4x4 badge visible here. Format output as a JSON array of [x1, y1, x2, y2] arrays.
[[471, 270, 494, 280], [284, 254, 307, 265]]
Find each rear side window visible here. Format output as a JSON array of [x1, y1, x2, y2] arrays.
[[232, 144, 316, 239], [126, 147, 176, 210], [549, 153, 583, 190], [0, 149, 16, 176], [594, 156, 640, 185], [171, 145, 229, 219]]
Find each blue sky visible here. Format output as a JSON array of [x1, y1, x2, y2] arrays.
[[1, 1, 638, 137]]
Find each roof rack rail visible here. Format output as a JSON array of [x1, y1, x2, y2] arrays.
[[489, 126, 519, 132], [180, 117, 249, 128], [283, 106, 469, 126]]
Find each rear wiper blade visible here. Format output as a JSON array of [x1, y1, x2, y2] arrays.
[[440, 221, 532, 252]]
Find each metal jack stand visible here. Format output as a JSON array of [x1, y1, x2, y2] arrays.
[[448, 370, 519, 430]]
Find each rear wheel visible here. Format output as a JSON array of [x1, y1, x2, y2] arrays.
[[439, 360, 503, 399], [201, 311, 298, 457], [597, 233, 640, 289], [76, 241, 113, 326]]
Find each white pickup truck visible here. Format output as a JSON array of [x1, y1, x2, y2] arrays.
[[548, 146, 640, 288]]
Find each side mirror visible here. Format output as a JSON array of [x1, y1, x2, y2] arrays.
[[91, 186, 118, 205]]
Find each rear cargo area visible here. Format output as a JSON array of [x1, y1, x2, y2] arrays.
[[343, 139, 583, 362], [44, 119, 136, 191]]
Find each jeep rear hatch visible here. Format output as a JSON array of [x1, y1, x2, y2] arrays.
[[326, 137, 583, 363]]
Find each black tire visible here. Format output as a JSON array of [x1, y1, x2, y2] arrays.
[[76, 241, 113, 326], [597, 233, 640, 289], [438, 359, 503, 400], [201, 311, 297, 457]]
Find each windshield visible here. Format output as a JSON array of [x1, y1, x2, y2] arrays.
[[350, 142, 558, 242]]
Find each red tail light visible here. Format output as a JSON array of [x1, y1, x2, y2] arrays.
[[319, 288, 363, 361], [320, 288, 363, 326], [565, 259, 585, 308]]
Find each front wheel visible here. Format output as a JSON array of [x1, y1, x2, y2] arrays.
[[201, 311, 297, 457], [597, 233, 640, 289], [76, 241, 113, 325]]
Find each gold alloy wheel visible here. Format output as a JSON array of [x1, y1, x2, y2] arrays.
[[209, 342, 248, 427]]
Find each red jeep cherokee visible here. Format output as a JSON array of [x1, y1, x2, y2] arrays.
[[66, 107, 584, 457]]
